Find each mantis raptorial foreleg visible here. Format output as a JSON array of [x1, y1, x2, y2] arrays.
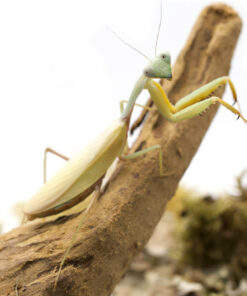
[[170, 96, 242, 122], [146, 77, 247, 123], [174, 76, 238, 110], [43, 147, 69, 183]]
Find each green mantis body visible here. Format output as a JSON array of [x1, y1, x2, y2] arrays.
[[24, 49, 245, 219]]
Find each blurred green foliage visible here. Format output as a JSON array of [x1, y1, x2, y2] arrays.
[[168, 170, 247, 284]]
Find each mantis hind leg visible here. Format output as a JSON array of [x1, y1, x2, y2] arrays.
[[43, 147, 69, 183], [121, 144, 165, 176]]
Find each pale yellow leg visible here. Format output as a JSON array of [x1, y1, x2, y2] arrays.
[[174, 76, 239, 111], [146, 78, 247, 122]]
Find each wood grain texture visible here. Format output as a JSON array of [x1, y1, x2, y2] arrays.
[[0, 4, 242, 296]]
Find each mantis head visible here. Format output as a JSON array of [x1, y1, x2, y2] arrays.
[[143, 51, 172, 79], [108, 27, 172, 80]]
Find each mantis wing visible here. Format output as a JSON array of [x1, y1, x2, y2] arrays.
[[24, 119, 127, 219]]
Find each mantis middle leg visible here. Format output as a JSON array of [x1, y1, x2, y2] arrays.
[[121, 144, 165, 176]]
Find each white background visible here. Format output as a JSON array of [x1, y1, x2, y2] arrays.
[[0, 0, 247, 232]]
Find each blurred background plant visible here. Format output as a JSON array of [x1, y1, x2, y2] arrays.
[[113, 170, 247, 296]]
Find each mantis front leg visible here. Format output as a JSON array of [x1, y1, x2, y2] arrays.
[[174, 76, 238, 110], [146, 77, 247, 123]]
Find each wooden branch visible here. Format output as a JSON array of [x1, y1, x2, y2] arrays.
[[0, 4, 242, 296]]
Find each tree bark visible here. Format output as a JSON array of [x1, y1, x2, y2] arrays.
[[0, 3, 242, 296]]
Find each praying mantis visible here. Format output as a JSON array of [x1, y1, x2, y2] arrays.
[[24, 56, 245, 219], [23, 45, 246, 219], [22, 6, 247, 290]]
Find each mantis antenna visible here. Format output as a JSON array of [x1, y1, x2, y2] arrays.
[[107, 27, 151, 61], [155, 1, 163, 56]]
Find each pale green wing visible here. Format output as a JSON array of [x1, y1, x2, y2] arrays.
[[24, 119, 127, 217]]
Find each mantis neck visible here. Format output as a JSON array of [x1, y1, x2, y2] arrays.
[[120, 75, 149, 120]]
